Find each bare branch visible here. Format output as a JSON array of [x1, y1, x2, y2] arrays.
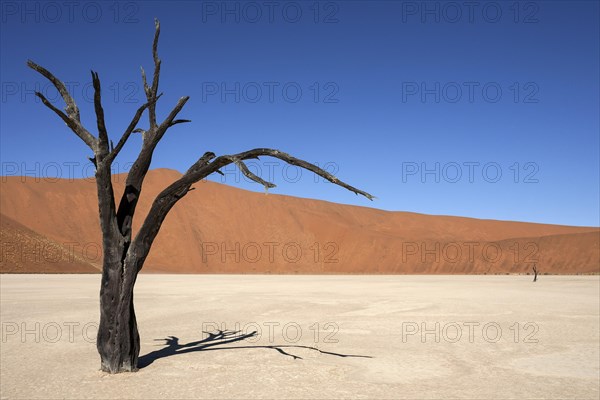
[[130, 148, 373, 271], [27, 60, 97, 150], [27, 60, 81, 121], [114, 92, 187, 238], [140, 66, 150, 97], [214, 149, 375, 200], [28, 65, 117, 292], [104, 94, 162, 165], [114, 21, 183, 243], [184, 151, 217, 175], [154, 96, 190, 142], [91, 71, 109, 155], [143, 18, 162, 129], [232, 159, 276, 190], [150, 18, 161, 97], [34, 92, 79, 132], [169, 119, 192, 128]]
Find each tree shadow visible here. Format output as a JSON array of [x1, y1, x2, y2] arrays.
[[138, 329, 372, 369]]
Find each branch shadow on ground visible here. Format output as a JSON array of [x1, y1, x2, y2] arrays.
[[138, 330, 372, 369]]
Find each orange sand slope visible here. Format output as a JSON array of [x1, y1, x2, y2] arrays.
[[1, 169, 598, 274], [0, 214, 98, 273]]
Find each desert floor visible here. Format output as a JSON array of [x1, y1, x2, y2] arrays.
[[1, 275, 598, 399]]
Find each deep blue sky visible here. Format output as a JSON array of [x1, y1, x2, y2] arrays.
[[1, 1, 598, 227]]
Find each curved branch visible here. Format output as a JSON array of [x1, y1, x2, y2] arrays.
[[129, 148, 373, 271], [168, 119, 192, 128], [232, 159, 276, 190], [184, 151, 217, 175], [205, 149, 374, 200]]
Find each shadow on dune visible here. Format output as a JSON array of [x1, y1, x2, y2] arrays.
[[138, 329, 372, 369]]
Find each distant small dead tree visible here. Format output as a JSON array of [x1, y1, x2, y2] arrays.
[[532, 264, 538, 282], [28, 20, 373, 373]]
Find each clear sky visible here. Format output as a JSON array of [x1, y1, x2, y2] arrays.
[[1, 1, 598, 227]]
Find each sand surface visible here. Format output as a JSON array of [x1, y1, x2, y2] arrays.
[[1, 275, 598, 399]]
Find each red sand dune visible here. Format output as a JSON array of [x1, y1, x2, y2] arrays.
[[1, 169, 598, 274], [0, 213, 98, 273]]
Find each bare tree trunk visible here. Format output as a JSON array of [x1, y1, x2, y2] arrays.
[[532, 264, 538, 282], [97, 260, 140, 373]]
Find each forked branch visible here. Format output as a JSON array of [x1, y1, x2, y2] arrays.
[[105, 95, 161, 165], [26, 60, 81, 121], [27, 60, 97, 150], [114, 20, 190, 241]]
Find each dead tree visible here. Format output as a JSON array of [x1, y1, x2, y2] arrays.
[[532, 264, 538, 282], [28, 20, 372, 373]]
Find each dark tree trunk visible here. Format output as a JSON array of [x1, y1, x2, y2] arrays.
[[97, 255, 141, 373], [532, 265, 538, 282]]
